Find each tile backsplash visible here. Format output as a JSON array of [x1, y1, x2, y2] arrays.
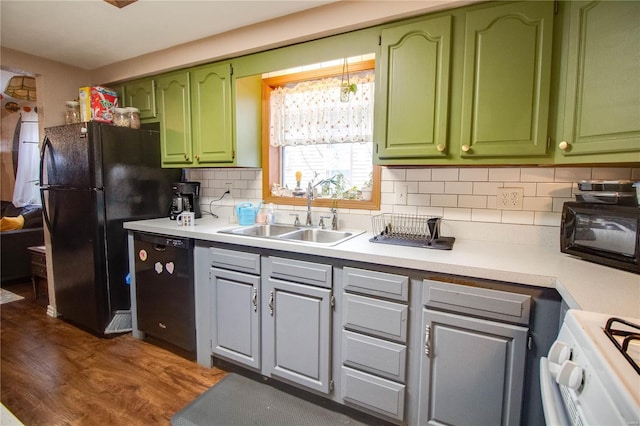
[[188, 166, 639, 247]]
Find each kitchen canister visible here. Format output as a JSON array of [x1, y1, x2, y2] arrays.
[[65, 101, 81, 124], [126, 107, 140, 129], [112, 107, 130, 127]]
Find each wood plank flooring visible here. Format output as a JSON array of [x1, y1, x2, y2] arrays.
[[1, 281, 226, 425]]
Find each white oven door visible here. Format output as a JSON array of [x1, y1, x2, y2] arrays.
[[539, 357, 570, 426]]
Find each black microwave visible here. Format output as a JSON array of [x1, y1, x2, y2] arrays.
[[561, 202, 640, 274]]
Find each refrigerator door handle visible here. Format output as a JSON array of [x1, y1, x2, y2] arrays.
[[39, 136, 54, 233]]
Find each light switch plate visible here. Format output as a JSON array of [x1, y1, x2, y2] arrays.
[[394, 184, 408, 205]]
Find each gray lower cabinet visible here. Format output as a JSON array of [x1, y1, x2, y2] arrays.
[[262, 256, 333, 394], [340, 267, 409, 422], [208, 247, 261, 370], [209, 267, 260, 369], [418, 280, 530, 426]]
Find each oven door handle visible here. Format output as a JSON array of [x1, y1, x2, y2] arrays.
[[539, 357, 570, 426]]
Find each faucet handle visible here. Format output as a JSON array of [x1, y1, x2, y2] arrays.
[[319, 216, 331, 229], [290, 213, 300, 226]]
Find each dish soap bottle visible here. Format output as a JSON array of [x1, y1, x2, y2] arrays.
[[267, 203, 275, 224]]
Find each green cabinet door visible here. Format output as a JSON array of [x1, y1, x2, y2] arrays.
[[156, 71, 192, 166], [556, 1, 640, 162], [191, 63, 234, 164], [460, 1, 554, 158], [123, 79, 156, 120], [375, 15, 452, 161]]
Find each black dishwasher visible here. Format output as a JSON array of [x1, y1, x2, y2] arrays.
[[134, 232, 195, 357]]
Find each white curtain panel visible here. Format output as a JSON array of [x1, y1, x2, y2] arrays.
[[270, 71, 375, 147]]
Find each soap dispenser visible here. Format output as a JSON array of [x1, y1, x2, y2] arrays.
[[267, 203, 275, 224]]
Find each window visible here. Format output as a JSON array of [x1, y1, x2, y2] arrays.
[[261, 58, 380, 210]]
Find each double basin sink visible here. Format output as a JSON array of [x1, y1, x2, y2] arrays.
[[218, 224, 363, 246]]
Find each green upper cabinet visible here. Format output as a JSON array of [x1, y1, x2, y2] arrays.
[[375, 15, 452, 161], [459, 1, 554, 158], [555, 1, 640, 163], [123, 79, 157, 120], [191, 63, 234, 164], [156, 70, 193, 166]]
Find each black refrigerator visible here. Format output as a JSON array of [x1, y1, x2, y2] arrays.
[[39, 122, 181, 335]]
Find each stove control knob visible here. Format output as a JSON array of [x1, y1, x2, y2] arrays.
[[556, 360, 583, 390], [548, 341, 572, 365]]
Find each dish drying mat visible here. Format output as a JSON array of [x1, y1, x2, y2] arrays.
[[369, 213, 455, 250]]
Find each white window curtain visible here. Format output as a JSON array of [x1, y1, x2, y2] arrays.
[[269, 71, 375, 147], [13, 110, 41, 207]]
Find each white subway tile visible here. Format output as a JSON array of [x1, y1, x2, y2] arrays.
[[381, 193, 396, 205], [417, 206, 444, 217], [521, 167, 554, 182], [393, 205, 418, 215], [458, 195, 487, 209], [523, 196, 553, 212], [501, 210, 534, 225], [487, 195, 497, 209], [431, 194, 458, 207], [536, 182, 573, 197], [473, 182, 502, 195], [381, 181, 394, 193], [407, 193, 430, 206], [443, 208, 471, 221], [489, 168, 521, 182], [445, 181, 473, 194], [432, 168, 459, 181], [591, 167, 632, 180], [241, 169, 258, 180], [406, 168, 431, 181], [534, 212, 561, 226], [555, 167, 592, 182], [419, 181, 445, 194], [459, 168, 489, 182], [406, 181, 419, 193], [227, 169, 243, 180], [471, 209, 502, 223], [381, 168, 406, 181]]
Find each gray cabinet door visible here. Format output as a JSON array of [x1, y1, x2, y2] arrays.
[[210, 267, 260, 369], [418, 308, 527, 426], [263, 277, 332, 394]]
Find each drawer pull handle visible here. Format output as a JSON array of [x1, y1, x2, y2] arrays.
[[252, 288, 258, 312], [425, 324, 431, 357], [269, 291, 274, 316]]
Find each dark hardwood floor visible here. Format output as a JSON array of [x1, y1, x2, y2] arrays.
[[1, 280, 226, 425]]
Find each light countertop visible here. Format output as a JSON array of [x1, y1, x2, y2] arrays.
[[124, 216, 640, 319]]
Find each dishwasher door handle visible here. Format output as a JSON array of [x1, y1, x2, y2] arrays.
[[153, 244, 167, 251]]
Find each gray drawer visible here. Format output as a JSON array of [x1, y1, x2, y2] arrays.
[[342, 330, 406, 383], [423, 279, 531, 325], [340, 366, 405, 421], [343, 267, 408, 302], [209, 247, 260, 275], [342, 293, 408, 343], [268, 256, 332, 289]]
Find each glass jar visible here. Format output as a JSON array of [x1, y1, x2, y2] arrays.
[[126, 107, 141, 129], [112, 107, 130, 127], [65, 101, 80, 124]]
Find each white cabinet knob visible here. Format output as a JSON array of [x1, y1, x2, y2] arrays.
[[548, 341, 572, 365], [556, 360, 583, 390], [558, 141, 569, 151], [461, 144, 471, 152], [436, 143, 445, 152]]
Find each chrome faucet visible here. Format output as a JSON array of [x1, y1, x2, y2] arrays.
[[330, 208, 338, 231], [306, 181, 314, 226]]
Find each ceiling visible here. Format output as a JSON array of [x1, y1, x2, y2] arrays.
[[0, 0, 337, 70]]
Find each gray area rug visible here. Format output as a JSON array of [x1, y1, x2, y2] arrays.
[[0, 288, 24, 305], [171, 373, 370, 426]]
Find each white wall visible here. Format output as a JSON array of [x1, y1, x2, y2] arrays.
[[188, 165, 640, 248]]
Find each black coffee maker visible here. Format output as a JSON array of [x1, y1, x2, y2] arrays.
[[170, 181, 202, 220]]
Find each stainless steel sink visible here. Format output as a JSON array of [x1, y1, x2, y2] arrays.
[[222, 224, 299, 237], [277, 228, 356, 244], [218, 224, 362, 246]]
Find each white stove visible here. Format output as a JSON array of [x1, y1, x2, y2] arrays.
[[540, 309, 640, 425]]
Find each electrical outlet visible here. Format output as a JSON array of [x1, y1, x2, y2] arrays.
[[394, 184, 408, 205], [497, 187, 523, 210], [225, 182, 233, 198]]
